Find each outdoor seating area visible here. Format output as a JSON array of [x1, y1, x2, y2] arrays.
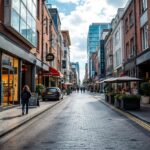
[[103, 76, 150, 110]]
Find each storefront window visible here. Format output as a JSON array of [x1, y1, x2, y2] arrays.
[[1, 54, 19, 106]]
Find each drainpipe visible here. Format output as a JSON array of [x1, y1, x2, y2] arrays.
[[41, 0, 44, 85], [134, 0, 137, 77]]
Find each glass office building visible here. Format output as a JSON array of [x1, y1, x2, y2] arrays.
[[87, 23, 111, 78], [11, 0, 37, 46]]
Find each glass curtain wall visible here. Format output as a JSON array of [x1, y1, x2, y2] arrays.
[[11, 0, 37, 46]]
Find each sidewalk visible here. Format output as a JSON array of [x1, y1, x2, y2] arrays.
[[0, 97, 66, 137], [92, 92, 150, 124]]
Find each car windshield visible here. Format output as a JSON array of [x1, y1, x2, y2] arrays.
[[46, 88, 57, 92]]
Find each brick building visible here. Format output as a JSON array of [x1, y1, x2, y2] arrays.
[[136, 0, 150, 80]]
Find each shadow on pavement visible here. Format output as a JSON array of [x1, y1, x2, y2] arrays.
[[1, 115, 22, 120]]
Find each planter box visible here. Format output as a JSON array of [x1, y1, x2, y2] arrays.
[[120, 96, 140, 110], [108, 95, 115, 105], [105, 95, 109, 102], [114, 98, 121, 108]]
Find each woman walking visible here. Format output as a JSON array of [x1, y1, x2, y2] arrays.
[[21, 85, 31, 115]]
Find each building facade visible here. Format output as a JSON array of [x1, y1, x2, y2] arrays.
[[0, 0, 38, 107], [136, 0, 150, 80], [87, 23, 111, 78], [105, 30, 113, 77], [112, 8, 124, 77], [61, 30, 71, 87]]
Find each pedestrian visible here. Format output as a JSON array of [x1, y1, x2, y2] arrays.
[[21, 85, 31, 115], [77, 87, 79, 93], [80, 87, 83, 93], [83, 87, 85, 93]]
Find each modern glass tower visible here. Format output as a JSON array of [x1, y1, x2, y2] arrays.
[[87, 23, 111, 78]]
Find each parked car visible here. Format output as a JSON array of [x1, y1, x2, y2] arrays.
[[42, 87, 63, 101]]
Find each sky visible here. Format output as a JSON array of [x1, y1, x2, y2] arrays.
[[47, 0, 128, 82]]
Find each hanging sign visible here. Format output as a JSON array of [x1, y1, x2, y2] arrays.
[[46, 53, 55, 61]]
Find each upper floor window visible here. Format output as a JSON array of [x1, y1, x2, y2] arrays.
[[36, 30, 39, 52], [125, 18, 128, 32], [130, 38, 134, 57], [37, 0, 40, 19], [46, 17, 48, 34], [141, 24, 148, 50], [126, 42, 129, 59], [141, 0, 147, 14], [129, 11, 134, 27], [115, 30, 120, 45]]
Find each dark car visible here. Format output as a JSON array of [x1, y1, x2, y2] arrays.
[[42, 87, 63, 101]]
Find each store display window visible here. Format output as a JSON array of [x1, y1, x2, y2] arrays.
[[1, 54, 19, 106]]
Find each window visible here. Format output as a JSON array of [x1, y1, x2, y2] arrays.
[[62, 60, 66, 69], [129, 11, 134, 27], [115, 49, 121, 67], [20, 18, 27, 38], [130, 38, 134, 57], [64, 50, 67, 58], [141, 24, 148, 50], [46, 43, 48, 55], [10, 0, 37, 46], [141, 0, 147, 14], [126, 43, 129, 59], [12, 0, 20, 14], [115, 30, 120, 45], [36, 31, 39, 52], [37, 0, 40, 19], [46, 17, 48, 34], [125, 18, 128, 32], [11, 9, 20, 32]]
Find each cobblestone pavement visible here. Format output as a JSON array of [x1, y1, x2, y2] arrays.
[[1, 92, 150, 150]]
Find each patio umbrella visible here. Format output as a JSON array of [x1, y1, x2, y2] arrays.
[[103, 77, 117, 83], [114, 76, 142, 82]]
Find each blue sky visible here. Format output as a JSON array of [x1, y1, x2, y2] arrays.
[[47, 0, 128, 82]]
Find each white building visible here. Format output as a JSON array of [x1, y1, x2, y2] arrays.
[[112, 8, 124, 76]]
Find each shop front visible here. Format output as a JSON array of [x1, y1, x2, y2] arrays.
[[43, 67, 63, 88], [1, 53, 19, 106], [136, 49, 150, 79]]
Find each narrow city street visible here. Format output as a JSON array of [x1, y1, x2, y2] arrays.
[[1, 92, 150, 150]]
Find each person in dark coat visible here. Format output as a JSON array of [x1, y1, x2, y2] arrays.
[[21, 85, 31, 115]]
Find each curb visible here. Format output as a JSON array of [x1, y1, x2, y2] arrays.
[[0, 98, 65, 138]]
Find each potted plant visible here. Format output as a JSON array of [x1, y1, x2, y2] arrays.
[[114, 93, 123, 108], [120, 94, 141, 110], [36, 84, 45, 96], [140, 82, 150, 104]]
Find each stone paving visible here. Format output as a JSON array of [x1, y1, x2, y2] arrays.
[[1, 92, 150, 150], [0, 99, 65, 137]]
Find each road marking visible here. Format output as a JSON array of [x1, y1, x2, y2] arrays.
[[94, 95, 150, 132]]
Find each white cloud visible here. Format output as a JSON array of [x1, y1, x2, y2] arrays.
[[58, 0, 128, 82], [56, 0, 81, 5]]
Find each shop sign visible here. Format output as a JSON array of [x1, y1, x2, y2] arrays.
[[46, 53, 54, 61]]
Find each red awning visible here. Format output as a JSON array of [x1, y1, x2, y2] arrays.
[[43, 67, 63, 77]]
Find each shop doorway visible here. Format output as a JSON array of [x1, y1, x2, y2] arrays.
[[2, 67, 14, 106], [22, 63, 32, 89], [1, 53, 19, 106]]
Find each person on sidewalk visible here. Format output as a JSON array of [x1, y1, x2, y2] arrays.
[[21, 85, 31, 115]]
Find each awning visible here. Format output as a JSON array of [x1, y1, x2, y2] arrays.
[[102, 76, 142, 83], [43, 67, 63, 77], [64, 82, 72, 85]]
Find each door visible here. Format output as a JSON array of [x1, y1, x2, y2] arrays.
[[2, 67, 14, 106]]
